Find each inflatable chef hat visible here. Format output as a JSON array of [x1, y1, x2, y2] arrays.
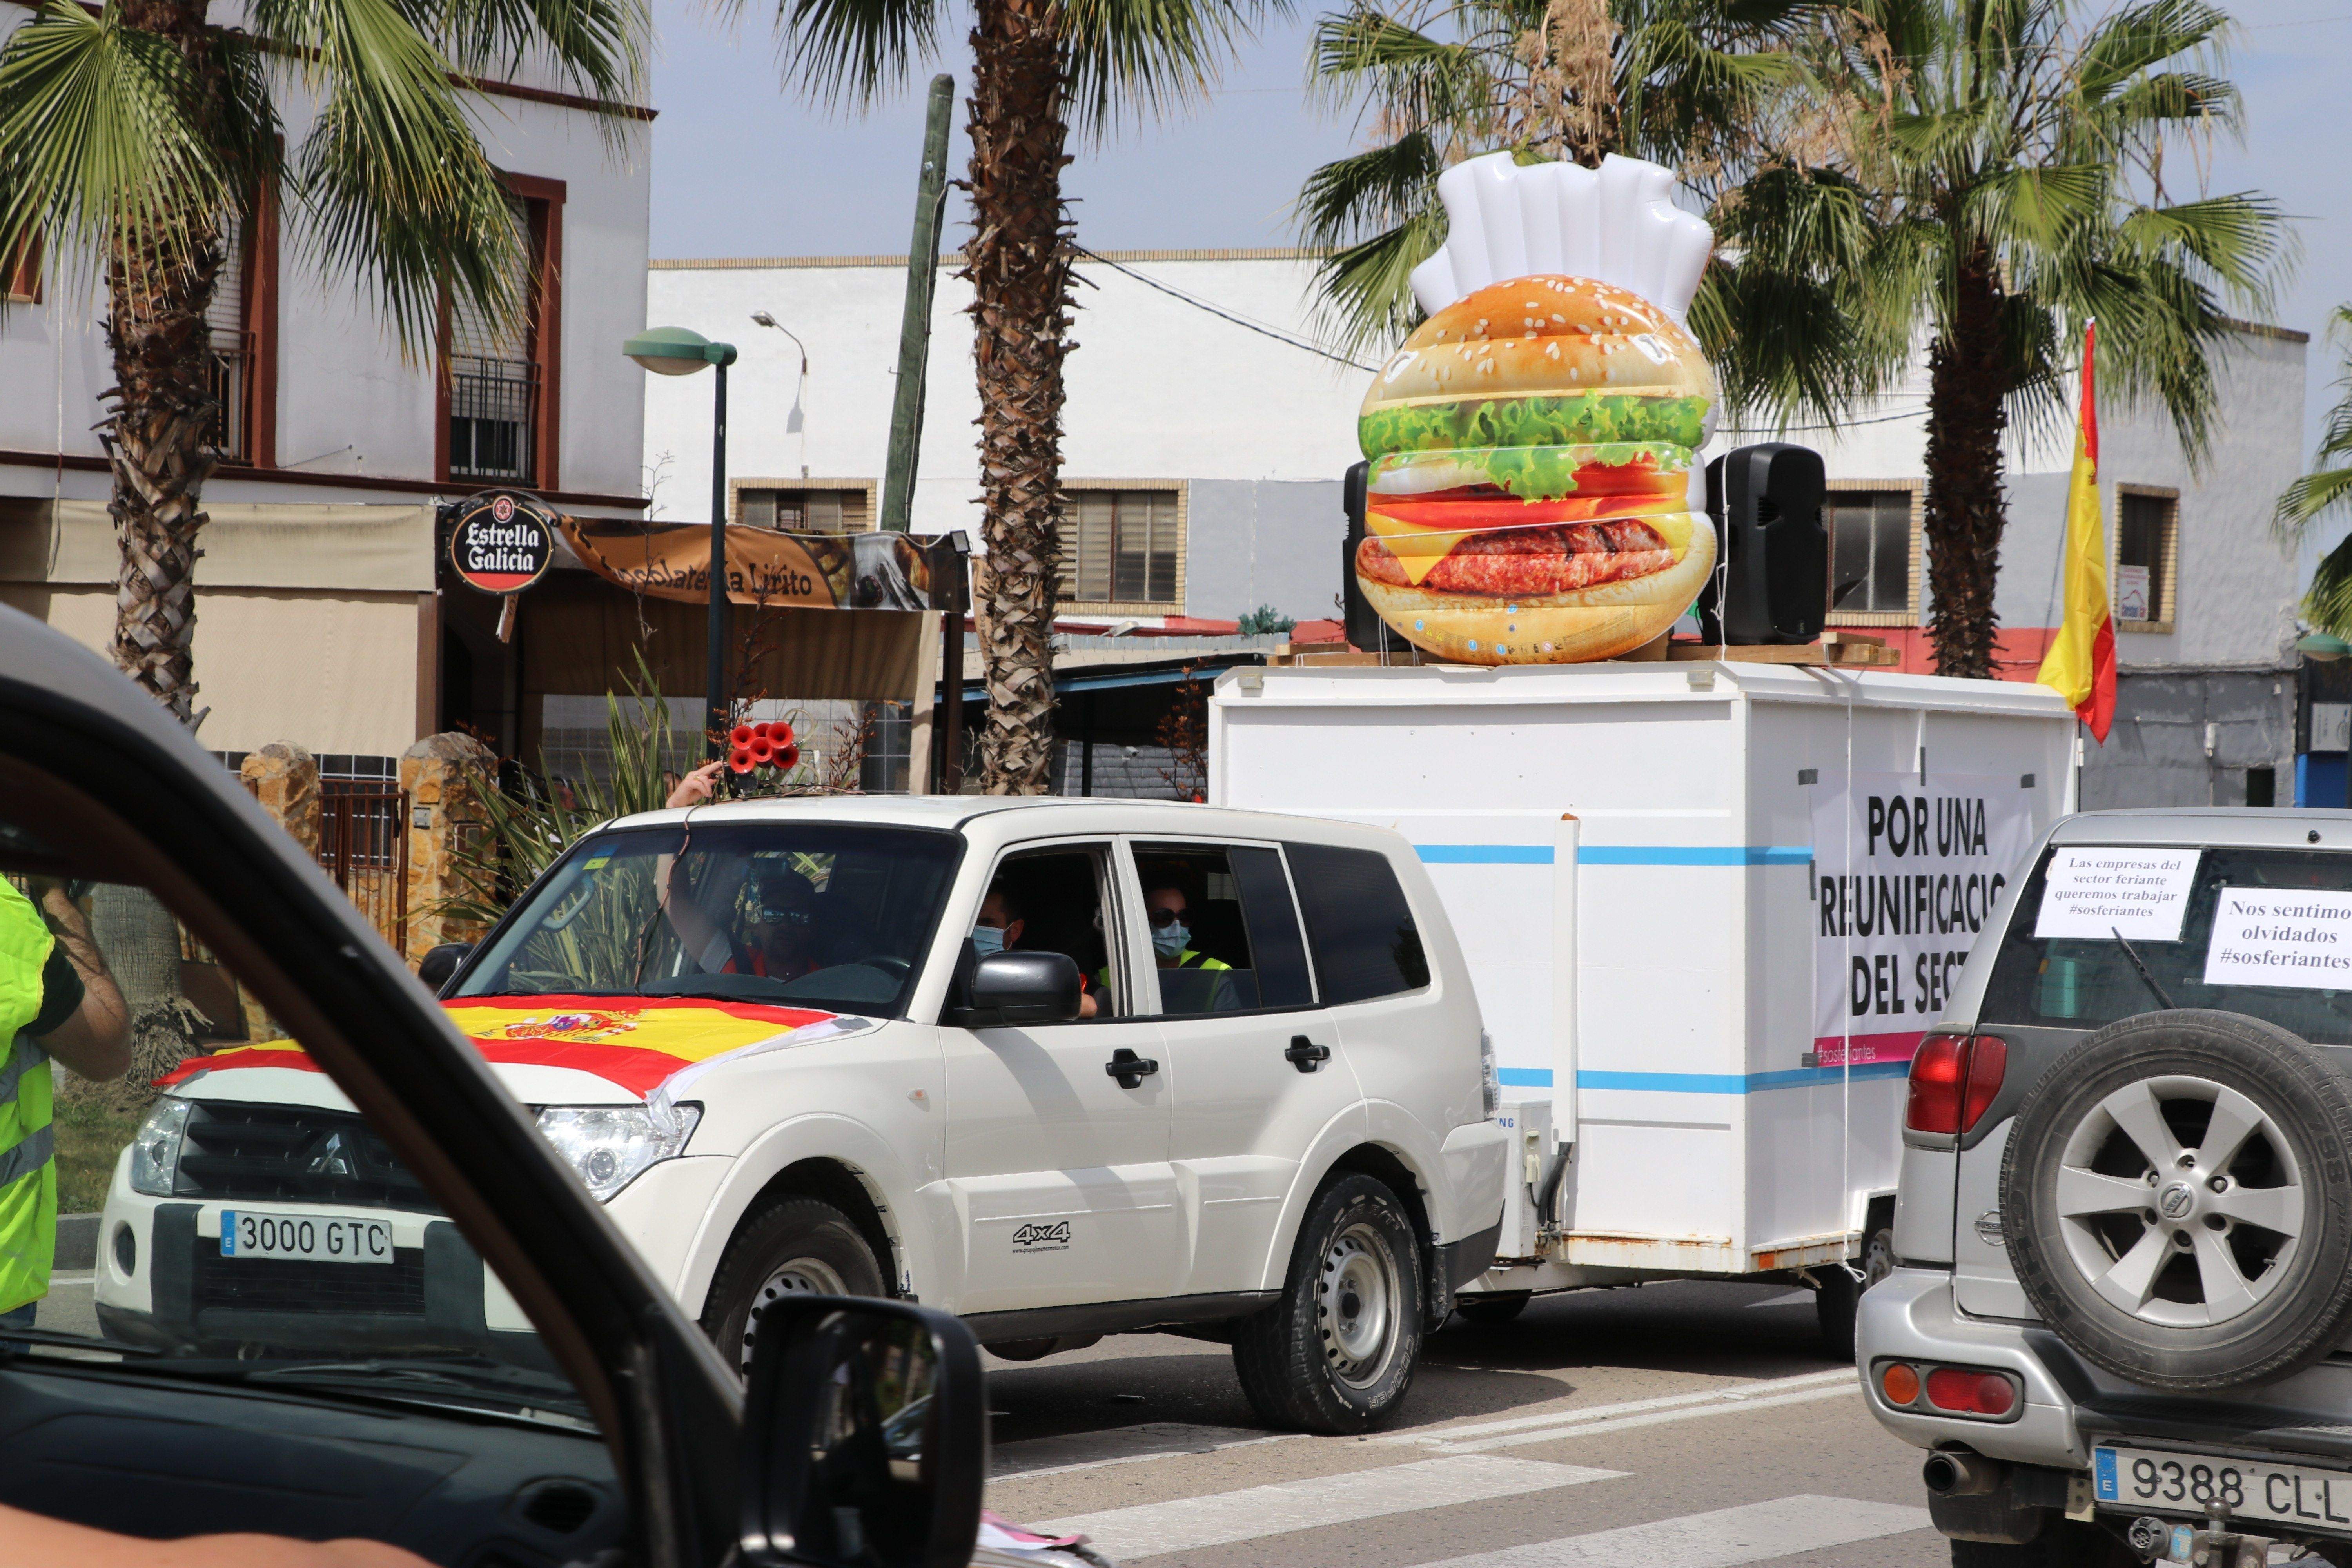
[[1409, 152, 1715, 326]]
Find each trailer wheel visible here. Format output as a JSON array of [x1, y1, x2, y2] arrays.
[[1455, 1292, 1530, 1326], [1232, 1174, 1423, 1433], [1815, 1226, 1893, 1359]]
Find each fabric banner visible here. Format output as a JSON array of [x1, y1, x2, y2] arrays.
[[561, 520, 950, 611], [1812, 772, 2041, 1064]]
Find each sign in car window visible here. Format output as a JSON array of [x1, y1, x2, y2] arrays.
[[1813, 773, 2040, 1065], [2032, 848, 2199, 942], [2203, 887, 2352, 989]]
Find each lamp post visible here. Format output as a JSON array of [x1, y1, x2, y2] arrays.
[[624, 326, 739, 758]]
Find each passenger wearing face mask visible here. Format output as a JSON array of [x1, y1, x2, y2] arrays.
[[974, 884, 1098, 1018], [1094, 883, 1234, 1011]]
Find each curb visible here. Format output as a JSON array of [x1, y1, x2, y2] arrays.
[[56, 1212, 97, 1272]]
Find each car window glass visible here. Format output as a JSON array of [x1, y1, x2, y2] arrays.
[[457, 822, 960, 1017], [0, 805, 592, 1430], [1232, 847, 1315, 1009], [1283, 842, 1430, 1005], [1131, 846, 1263, 1016], [1983, 845, 2352, 1041], [988, 847, 1126, 1018]]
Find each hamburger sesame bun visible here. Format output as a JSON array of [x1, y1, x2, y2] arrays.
[[1362, 277, 1717, 417], [1357, 510, 1716, 665]]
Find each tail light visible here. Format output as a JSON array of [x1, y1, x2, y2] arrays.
[[1907, 1034, 2007, 1134], [1872, 1359, 2022, 1421]]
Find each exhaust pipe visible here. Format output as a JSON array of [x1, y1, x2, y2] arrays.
[[1922, 1450, 1998, 1497]]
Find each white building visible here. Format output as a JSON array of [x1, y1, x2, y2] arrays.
[[647, 248, 2311, 808], [0, 23, 654, 771]]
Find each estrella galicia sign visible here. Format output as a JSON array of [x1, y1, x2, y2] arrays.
[[450, 491, 556, 595], [1011, 1221, 1071, 1252]]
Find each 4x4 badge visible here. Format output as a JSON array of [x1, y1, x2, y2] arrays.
[[1012, 1221, 1071, 1252]]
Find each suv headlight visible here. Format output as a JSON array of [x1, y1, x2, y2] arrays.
[[129, 1095, 192, 1197], [535, 1102, 702, 1202]]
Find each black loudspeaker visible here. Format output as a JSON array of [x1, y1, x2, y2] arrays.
[[1340, 461, 1410, 653], [1697, 443, 1829, 646]]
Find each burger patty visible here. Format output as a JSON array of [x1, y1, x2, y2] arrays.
[[1356, 520, 1677, 596]]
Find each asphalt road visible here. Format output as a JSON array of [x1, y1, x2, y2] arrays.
[[979, 1279, 1944, 1568], [34, 1274, 1945, 1566]]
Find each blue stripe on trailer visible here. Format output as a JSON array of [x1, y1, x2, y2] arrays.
[[1497, 1062, 1911, 1093], [1414, 844, 1813, 866]]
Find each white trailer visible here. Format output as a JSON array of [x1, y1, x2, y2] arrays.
[[1209, 659, 2075, 1322]]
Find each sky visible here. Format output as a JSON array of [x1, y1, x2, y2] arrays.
[[644, 0, 2352, 457]]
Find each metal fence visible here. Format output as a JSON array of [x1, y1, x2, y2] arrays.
[[319, 780, 409, 956]]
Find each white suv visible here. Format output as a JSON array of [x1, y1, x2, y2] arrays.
[[1861, 808, 2352, 1564], [98, 797, 1508, 1433]]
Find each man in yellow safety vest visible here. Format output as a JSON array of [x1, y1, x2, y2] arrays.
[[0, 880, 127, 1334]]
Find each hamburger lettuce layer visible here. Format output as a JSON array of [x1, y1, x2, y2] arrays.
[[1359, 392, 1710, 459], [1368, 442, 1693, 502]]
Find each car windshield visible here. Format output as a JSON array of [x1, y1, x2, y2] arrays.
[[455, 822, 962, 1017], [1981, 844, 2352, 1042]]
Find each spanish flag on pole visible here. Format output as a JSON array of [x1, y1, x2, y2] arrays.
[[2035, 323, 2115, 742]]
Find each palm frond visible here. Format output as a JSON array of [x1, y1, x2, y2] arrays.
[[746, 0, 948, 109], [1060, 0, 1291, 136], [2303, 530, 2352, 641]]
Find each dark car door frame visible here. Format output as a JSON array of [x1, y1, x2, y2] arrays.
[[0, 607, 741, 1568]]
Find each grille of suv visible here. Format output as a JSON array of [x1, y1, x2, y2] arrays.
[[174, 1101, 441, 1212], [191, 1242, 427, 1316]]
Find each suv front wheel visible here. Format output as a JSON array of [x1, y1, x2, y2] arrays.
[[1233, 1173, 1424, 1433], [700, 1196, 888, 1374]]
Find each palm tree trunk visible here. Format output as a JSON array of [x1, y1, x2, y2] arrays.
[[963, 0, 1071, 795], [103, 0, 224, 727], [1920, 246, 2009, 681]]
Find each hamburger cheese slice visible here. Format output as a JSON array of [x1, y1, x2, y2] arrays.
[[1354, 274, 1720, 664]]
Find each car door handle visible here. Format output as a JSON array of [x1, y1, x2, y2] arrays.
[[1105, 1048, 1159, 1089], [1285, 1036, 1330, 1073]]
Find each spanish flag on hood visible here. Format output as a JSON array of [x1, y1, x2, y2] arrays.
[[2034, 323, 2116, 743]]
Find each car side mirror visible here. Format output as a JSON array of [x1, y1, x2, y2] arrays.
[[950, 950, 1082, 1028], [739, 1295, 985, 1568], [416, 941, 474, 993]]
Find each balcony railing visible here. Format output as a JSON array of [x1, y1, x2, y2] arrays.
[[204, 332, 252, 465], [448, 354, 539, 485]]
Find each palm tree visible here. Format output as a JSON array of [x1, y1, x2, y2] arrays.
[[1798, 0, 2288, 679], [0, 0, 643, 724], [2277, 306, 2352, 636], [1293, 0, 1822, 360], [758, 0, 1281, 794]]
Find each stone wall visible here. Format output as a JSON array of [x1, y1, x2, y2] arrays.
[[401, 731, 497, 960]]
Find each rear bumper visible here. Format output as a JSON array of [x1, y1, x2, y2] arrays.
[[1855, 1265, 2086, 1469]]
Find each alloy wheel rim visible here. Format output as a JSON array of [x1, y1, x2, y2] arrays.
[[1318, 1221, 1401, 1389], [2054, 1074, 2307, 1328], [740, 1256, 850, 1370]]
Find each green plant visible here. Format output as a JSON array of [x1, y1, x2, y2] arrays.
[[0, 0, 644, 723], [1237, 604, 1296, 635], [2280, 306, 2352, 636]]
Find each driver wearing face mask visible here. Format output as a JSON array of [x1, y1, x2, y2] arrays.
[[974, 884, 1098, 1018]]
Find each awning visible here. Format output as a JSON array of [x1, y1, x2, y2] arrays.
[[0, 499, 436, 593], [954, 654, 1263, 706]]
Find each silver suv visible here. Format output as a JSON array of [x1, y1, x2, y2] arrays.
[[1860, 808, 2352, 1567]]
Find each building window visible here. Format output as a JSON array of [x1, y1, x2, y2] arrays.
[[1059, 486, 1183, 608], [734, 483, 874, 533], [1826, 487, 1918, 622], [194, 194, 279, 468], [2115, 486, 2179, 631], [2, 229, 40, 304], [442, 177, 562, 489]]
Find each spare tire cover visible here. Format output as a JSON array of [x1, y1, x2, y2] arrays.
[[2001, 1009, 2352, 1391]]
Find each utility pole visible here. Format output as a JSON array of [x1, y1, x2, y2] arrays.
[[880, 74, 955, 534]]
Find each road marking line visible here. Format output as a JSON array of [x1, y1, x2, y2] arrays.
[[994, 1423, 1296, 1479], [1380, 1369, 1857, 1448], [1039, 1454, 1625, 1560], [1429, 1385, 1860, 1453], [1414, 1493, 1933, 1567]]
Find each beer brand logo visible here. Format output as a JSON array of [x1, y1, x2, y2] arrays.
[[450, 491, 556, 595]]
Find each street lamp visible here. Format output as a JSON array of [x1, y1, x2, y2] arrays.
[[623, 325, 739, 758], [751, 312, 809, 441], [2298, 631, 2351, 662]]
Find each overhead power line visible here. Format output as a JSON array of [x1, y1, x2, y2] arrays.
[[1071, 245, 1383, 373]]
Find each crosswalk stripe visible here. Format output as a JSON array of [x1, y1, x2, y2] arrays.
[[1430, 1384, 1859, 1453], [1414, 1493, 1933, 1568], [994, 1423, 1294, 1479], [1379, 1369, 1858, 1450], [1039, 1455, 1626, 1561]]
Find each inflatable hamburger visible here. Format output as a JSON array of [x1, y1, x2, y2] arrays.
[[1355, 152, 1720, 664]]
